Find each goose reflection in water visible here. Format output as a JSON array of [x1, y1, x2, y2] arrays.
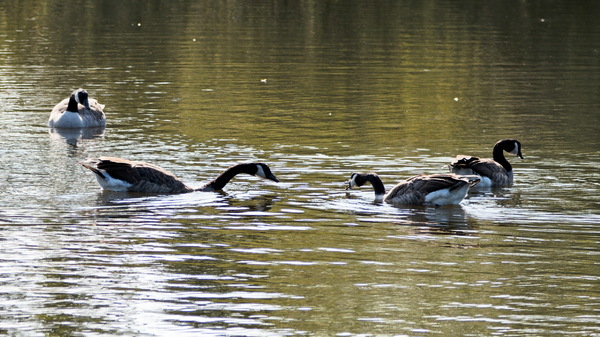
[[404, 205, 471, 229], [49, 126, 105, 145]]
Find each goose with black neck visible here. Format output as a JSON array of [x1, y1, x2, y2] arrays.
[[81, 157, 279, 194], [346, 172, 479, 206], [448, 139, 523, 187]]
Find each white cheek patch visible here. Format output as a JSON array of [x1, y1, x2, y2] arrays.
[[509, 141, 520, 156], [348, 173, 358, 188], [255, 164, 266, 179]]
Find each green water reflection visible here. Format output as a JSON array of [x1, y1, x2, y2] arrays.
[[2, 1, 599, 153], [1, 0, 600, 336]]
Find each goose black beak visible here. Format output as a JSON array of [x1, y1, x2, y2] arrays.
[[345, 181, 352, 190], [267, 173, 279, 183]]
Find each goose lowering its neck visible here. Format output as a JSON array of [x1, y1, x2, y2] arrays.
[[346, 172, 479, 206], [81, 157, 279, 194], [49, 88, 106, 128], [448, 139, 523, 187]]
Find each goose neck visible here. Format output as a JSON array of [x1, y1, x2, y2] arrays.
[[66, 95, 80, 113], [200, 164, 253, 191], [492, 143, 512, 172], [362, 173, 386, 198]]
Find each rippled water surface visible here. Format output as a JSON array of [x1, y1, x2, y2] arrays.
[[1, 1, 600, 336]]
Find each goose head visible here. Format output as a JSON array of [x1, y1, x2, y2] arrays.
[[346, 172, 362, 189], [72, 88, 91, 110], [500, 139, 523, 159], [346, 172, 380, 190], [345, 172, 386, 201], [254, 163, 279, 182]]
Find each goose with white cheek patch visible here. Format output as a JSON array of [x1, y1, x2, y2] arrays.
[[346, 172, 480, 206], [448, 139, 523, 187], [81, 157, 279, 194], [49, 88, 106, 128]]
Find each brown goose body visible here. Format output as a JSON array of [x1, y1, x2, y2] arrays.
[[449, 139, 523, 187], [347, 172, 479, 206], [81, 157, 279, 194]]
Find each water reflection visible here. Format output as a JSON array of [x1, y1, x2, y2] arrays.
[[349, 203, 472, 230], [404, 205, 470, 228], [224, 194, 280, 213], [48, 126, 105, 145]]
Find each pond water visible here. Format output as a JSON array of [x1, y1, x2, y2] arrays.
[[1, 1, 600, 336]]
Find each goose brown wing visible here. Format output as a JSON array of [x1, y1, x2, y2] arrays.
[[48, 98, 69, 125], [134, 165, 190, 191], [463, 158, 505, 178], [452, 156, 503, 176], [384, 174, 471, 205], [99, 157, 193, 193], [81, 99, 106, 126], [411, 174, 468, 192], [388, 174, 465, 196], [51, 98, 69, 115], [384, 178, 423, 204], [94, 157, 172, 183], [92, 157, 143, 185], [88, 98, 105, 112]]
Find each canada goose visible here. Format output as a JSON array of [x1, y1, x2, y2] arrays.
[[81, 157, 279, 194], [346, 172, 479, 206], [448, 139, 523, 187], [49, 88, 106, 128]]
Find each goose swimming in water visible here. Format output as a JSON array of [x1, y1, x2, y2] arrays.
[[448, 139, 523, 187], [81, 157, 279, 194], [346, 172, 480, 206], [49, 88, 106, 128]]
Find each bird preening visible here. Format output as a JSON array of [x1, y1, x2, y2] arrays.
[[448, 139, 523, 187], [49, 88, 106, 128]]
